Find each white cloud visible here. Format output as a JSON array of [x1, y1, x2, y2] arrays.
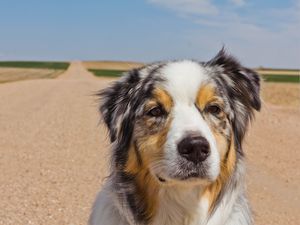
[[147, 0, 300, 68], [186, 12, 300, 68], [148, 0, 218, 16]]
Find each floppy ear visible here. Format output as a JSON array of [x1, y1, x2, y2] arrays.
[[98, 69, 141, 143], [99, 81, 123, 143], [207, 49, 261, 153], [207, 48, 261, 111], [98, 78, 137, 168], [98, 68, 158, 168]]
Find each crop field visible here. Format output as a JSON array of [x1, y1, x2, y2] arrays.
[[256, 68, 299, 83], [0, 68, 65, 83], [88, 69, 300, 82], [83, 61, 144, 71], [0, 61, 70, 83], [88, 69, 126, 77], [0, 61, 70, 70], [261, 74, 299, 83], [86, 63, 300, 84], [255, 68, 299, 75], [84, 61, 142, 78]]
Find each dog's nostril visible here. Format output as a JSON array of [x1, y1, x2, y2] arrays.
[[177, 135, 210, 164]]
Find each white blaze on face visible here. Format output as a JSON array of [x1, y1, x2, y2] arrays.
[[159, 61, 220, 180]]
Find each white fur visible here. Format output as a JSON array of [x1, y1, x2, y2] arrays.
[[153, 61, 220, 182], [90, 179, 250, 225], [90, 61, 252, 225]]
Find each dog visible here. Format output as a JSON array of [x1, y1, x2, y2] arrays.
[[89, 49, 261, 225]]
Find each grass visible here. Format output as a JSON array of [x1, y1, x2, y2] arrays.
[[261, 74, 300, 83], [89, 68, 300, 83], [89, 69, 126, 77], [256, 68, 299, 72], [0, 61, 70, 70]]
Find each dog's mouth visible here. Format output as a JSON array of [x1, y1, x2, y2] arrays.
[[156, 170, 208, 184], [152, 159, 216, 184], [178, 172, 205, 180]]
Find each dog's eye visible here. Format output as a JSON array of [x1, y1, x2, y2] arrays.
[[147, 106, 164, 117], [206, 104, 221, 115]]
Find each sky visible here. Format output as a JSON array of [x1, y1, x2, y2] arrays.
[[0, 0, 299, 68]]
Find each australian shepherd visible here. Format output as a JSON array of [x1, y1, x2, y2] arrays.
[[89, 49, 261, 225]]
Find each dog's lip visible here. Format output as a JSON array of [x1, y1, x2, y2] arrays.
[[178, 172, 204, 180], [157, 172, 204, 181]]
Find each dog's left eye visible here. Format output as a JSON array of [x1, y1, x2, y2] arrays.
[[206, 104, 222, 115], [147, 106, 165, 117]]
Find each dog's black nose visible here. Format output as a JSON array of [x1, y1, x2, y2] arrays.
[[177, 135, 210, 164]]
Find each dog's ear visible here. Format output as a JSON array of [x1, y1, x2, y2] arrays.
[[99, 81, 122, 143], [207, 48, 261, 111], [99, 69, 158, 168], [98, 70, 141, 143], [207, 48, 261, 152]]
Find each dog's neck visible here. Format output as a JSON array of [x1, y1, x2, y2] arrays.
[[152, 184, 207, 225], [151, 174, 243, 225], [113, 159, 245, 225], [112, 137, 248, 225]]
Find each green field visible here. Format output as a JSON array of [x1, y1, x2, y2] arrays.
[[88, 69, 126, 77], [261, 74, 299, 83], [89, 68, 300, 83], [0, 61, 70, 70]]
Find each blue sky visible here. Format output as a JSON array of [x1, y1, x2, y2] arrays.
[[0, 0, 299, 68]]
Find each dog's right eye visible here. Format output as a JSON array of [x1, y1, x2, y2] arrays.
[[205, 104, 222, 116], [147, 106, 165, 117]]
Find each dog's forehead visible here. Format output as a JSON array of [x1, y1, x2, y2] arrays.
[[158, 61, 209, 103]]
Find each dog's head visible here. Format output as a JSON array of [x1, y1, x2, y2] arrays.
[[99, 49, 260, 186]]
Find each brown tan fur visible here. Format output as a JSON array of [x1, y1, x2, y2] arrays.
[[126, 88, 173, 172], [202, 135, 236, 212], [196, 84, 236, 212], [197, 84, 219, 110], [124, 84, 237, 218], [124, 88, 173, 220]]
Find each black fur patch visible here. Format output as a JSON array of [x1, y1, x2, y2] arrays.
[[113, 171, 151, 223], [206, 48, 261, 154], [98, 63, 165, 169]]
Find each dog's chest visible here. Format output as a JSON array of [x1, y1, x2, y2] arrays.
[[150, 187, 210, 225], [150, 187, 241, 225]]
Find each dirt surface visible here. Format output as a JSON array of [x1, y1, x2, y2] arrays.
[[0, 63, 111, 225], [246, 104, 300, 225], [0, 67, 64, 83], [0, 62, 299, 225], [261, 82, 300, 107]]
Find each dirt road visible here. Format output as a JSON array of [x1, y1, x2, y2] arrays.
[[0, 62, 299, 225], [0, 63, 111, 225]]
